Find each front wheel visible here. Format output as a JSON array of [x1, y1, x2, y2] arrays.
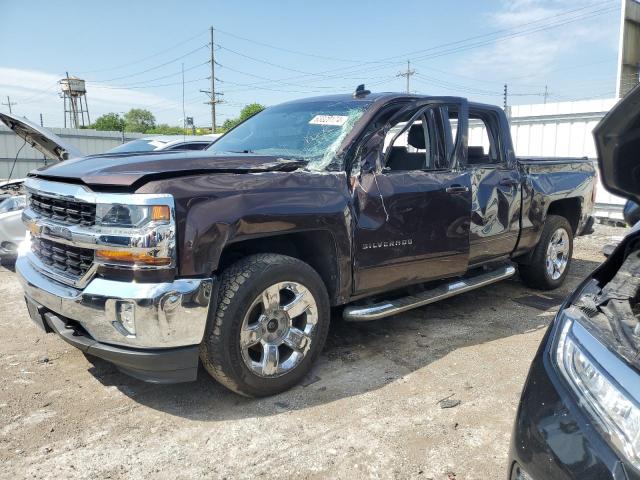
[[200, 254, 330, 397], [518, 214, 573, 290]]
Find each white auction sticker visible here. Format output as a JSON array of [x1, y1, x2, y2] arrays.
[[309, 115, 348, 126]]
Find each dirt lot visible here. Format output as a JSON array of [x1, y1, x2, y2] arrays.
[[0, 224, 626, 480]]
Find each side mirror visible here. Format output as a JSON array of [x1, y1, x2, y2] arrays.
[[357, 129, 387, 173]]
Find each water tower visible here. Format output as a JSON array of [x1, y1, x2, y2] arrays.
[[60, 73, 90, 128]]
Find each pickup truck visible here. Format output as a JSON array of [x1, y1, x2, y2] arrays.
[[8, 88, 596, 397]]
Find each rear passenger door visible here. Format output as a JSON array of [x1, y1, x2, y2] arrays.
[[463, 108, 521, 265], [352, 100, 472, 295]]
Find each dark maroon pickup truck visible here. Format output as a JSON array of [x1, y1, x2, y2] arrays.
[[2, 88, 596, 396]]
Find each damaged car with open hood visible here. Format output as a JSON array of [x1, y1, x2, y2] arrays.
[[14, 86, 596, 397], [508, 84, 640, 480]]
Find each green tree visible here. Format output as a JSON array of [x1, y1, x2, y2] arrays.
[[220, 118, 240, 132], [92, 113, 125, 131], [238, 103, 265, 121], [145, 124, 186, 135], [219, 103, 266, 132], [124, 108, 156, 133]]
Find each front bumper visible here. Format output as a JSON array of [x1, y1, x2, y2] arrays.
[[508, 322, 640, 480], [17, 253, 214, 383], [34, 307, 202, 383]]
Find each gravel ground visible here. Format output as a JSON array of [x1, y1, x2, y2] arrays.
[[0, 224, 627, 480]]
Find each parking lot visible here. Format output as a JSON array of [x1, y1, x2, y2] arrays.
[[0, 224, 623, 480]]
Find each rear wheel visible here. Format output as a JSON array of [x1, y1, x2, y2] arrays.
[[518, 215, 573, 290], [200, 254, 330, 397]]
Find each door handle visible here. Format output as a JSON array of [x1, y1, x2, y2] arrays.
[[445, 185, 470, 194], [499, 178, 519, 187]]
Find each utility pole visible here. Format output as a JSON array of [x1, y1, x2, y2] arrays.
[[206, 26, 219, 133], [182, 62, 186, 139], [40, 113, 43, 126], [397, 60, 416, 94], [503, 84, 508, 110], [201, 27, 223, 133], [543, 85, 549, 104], [2, 96, 15, 113], [210, 25, 216, 133]]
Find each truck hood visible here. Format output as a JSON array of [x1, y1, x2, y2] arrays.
[[0, 112, 83, 161], [594, 84, 640, 203], [30, 150, 307, 187]]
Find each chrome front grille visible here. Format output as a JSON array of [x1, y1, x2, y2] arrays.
[[29, 192, 96, 226], [31, 237, 94, 278]]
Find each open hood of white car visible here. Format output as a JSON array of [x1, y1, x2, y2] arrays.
[[0, 112, 83, 162]]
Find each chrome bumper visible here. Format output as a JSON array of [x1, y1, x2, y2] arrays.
[[16, 253, 213, 349]]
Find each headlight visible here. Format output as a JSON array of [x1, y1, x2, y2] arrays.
[[94, 203, 174, 267], [96, 204, 170, 228], [555, 308, 640, 469]]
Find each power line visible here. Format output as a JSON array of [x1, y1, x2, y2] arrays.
[[78, 29, 209, 74], [218, 63, 340, 89], [90, 76, 210, 90], [211, 1, 618, 91], [105, 61, 210, 88], [406, 6, 619, 64], [90, 44, 208, 83], [219, 79, 325, 94], [214, 27, 368, 64], [216, 44, 320, 76], [391, 2, 617, 64], [15, 1, 618, 111], [13, 80, 61, 104]]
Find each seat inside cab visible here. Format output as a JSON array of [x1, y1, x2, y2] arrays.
[[386, 124, 428, 171]]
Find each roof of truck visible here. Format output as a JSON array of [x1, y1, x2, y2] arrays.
[[280, 92, 502, 112]]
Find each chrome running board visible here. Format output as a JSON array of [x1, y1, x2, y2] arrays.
[[343, 264, 516, 322]]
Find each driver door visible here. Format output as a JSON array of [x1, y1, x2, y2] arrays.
[[352, 100, 472, 295]]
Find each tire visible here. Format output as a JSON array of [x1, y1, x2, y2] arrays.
[[200, 253, 330, 397], [518, 214, 573, 290]]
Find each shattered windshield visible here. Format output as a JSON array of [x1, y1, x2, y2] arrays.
[[208, 99, 371, 170]]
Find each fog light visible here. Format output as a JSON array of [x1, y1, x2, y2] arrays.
[[115, 301, 136, 336]]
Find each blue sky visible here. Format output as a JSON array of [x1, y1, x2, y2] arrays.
[[0, 0, 622, 128]]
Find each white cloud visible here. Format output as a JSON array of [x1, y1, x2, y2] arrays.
[[455, 0, 619, 87], [0, 67, 191, 127]]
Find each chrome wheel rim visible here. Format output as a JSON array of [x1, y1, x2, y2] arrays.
[[240, 282, 318, 378], [546, 228, 570, 280]]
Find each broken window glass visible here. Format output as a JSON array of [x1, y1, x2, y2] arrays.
[[208, 100, 371, 170]]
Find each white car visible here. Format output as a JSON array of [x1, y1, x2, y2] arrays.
[[0, 195, 26, 260], [106, 135, 219, 154]]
